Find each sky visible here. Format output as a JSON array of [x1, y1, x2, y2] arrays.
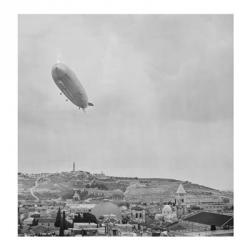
[[18, 15, 233, 190]]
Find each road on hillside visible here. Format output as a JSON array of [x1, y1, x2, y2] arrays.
[[30, 178, 40, 201]]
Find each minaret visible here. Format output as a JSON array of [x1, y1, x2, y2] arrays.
[[73, 162, 75, 172]]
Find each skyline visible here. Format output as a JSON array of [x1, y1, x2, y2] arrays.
[[18, 15, 233, 190], [18, 166, 233, 192]]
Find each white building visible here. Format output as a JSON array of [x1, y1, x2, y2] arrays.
[[67, 203, 96, 213], [155, 205, 177, 223]]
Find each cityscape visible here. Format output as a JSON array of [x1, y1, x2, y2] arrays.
[[18, 15, 233, 237], [18, 163, 233, 237]]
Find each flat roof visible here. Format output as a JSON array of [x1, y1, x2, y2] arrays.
[[184, 212, 233, 227]]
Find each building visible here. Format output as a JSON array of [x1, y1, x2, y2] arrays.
[[166, 211, 233, 236], [72, 190, 80, 201], [30, 211, 40, 218], [23, 217, 34, 227], [183, 211, 233, 231], [93, 172, 108, 180], [66, 203, 96, 213], [112, 189, 125, 201], [176, 183, 187, 218], [30, 225, 52, 236], [130, 206, 146, 223], [38, 217, 56, 229], [72, 223, 98, 236], [198, 201, 232, 213], [72, 212, 99, 236], [155, 205, 177, 223], [91, 202, 122, 221], [106, 223, 135, 236]]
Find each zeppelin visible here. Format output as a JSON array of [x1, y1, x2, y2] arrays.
[[51, 63, 94, 110]]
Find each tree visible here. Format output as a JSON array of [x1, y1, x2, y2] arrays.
[[32, 218, 38, 226], [73, 212, 98, 224], [62, 211, 67, 230], [54, 207, 61, 227], [59, 211, 68, 236], [59, 211, 66, 236], [122, 215, 130, 224], [59, 224, 64, 236]]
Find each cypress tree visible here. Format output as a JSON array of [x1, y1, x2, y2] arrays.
[[62, 211, 67, 230], [54, 207, 61, 227], [59, 222, 64, 236], [59, 211, 66, 236]]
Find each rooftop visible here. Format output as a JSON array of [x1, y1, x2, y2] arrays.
[[184, 212, 233, 227], [131, 206, 144, 211], [38, 217, 55, 224], [176, 184, 186, 194]]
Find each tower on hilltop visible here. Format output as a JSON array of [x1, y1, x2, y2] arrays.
[[73, 162, 75, 172]]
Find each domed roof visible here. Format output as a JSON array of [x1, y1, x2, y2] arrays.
[[91, 202, 122, 219], [162, 205, 172, 214], [112, 189, 124, 196]]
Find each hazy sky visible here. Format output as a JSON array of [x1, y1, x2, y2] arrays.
[[18, 15, 233, 190]]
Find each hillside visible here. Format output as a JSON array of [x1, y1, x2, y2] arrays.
[[18, 171, 233, 203]]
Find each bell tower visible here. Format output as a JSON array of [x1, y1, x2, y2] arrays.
[[176, 183, 186, 218]]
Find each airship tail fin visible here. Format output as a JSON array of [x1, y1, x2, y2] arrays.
[[88, 102, 94, 107]]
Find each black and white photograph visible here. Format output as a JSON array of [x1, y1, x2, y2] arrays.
[[18, 14, 233, 237]]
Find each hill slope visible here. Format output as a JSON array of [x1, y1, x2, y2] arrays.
[[18, 171, 233, 203]]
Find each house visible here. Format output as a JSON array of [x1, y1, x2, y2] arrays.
[[23, 217, 34, 227], [131, 206, 146, 223], [38, 217, 56, 229]]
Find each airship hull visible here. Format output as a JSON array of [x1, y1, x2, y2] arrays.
[[51, 63, 89, 109]]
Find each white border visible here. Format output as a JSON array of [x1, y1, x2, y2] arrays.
[[0, 0, 248, 249]]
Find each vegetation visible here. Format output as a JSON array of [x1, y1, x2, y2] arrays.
[[73, 212, 98, 224], [54, 207, 61, 227]]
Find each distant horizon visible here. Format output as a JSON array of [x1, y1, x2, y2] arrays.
[[18, 165, 233, 192]]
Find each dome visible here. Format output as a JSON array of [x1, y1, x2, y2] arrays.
[[112, 189, 124, 196], [162, 205, 172, 215], [120, 205, 127, 211], [112, 189, 124, 200], [155, 214, 164, 220], [91, 202, 122, 220]]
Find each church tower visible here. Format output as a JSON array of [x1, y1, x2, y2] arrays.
[[73, 162, 75, 172], [176, 183, 187, 218]]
